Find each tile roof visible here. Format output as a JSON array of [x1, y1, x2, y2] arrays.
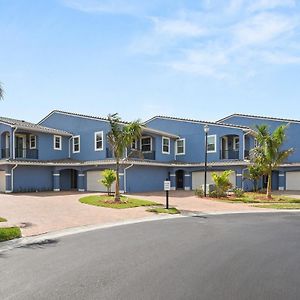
[[217, 113, 300, 124], [0, 116, 72, 136], [145, 115, 253, 131]]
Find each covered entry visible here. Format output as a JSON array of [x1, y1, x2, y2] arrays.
[[60, 169, 78, 191], [87, 170, 116, 192], [175, 170, 184, 189]]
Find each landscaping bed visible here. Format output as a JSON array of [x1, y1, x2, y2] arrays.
[[80, 195, 161, 209], [146, 207, 180, 214]]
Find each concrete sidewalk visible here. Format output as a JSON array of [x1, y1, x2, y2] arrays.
[[0, 191, 268, 237]]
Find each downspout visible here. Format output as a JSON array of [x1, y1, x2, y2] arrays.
[[68, 136, 73, 158], [11, 164, 18, 193], [123, 163, 134, 193]]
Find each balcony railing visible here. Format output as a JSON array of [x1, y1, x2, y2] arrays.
[[143, 151, 156, 160], [220, 150, 239, 160], [15, 148, 38, 159], [1, 148, 10, 159]]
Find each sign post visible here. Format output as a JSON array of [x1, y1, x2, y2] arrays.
[[164, 180, 171, 209]]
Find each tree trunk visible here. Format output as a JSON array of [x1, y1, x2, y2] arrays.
[[114, 159, 121, 202], [267, 171, 272, 199]]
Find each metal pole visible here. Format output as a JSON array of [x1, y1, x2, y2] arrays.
[[166, 190, 169, 209], [204, 131, 208, 197]]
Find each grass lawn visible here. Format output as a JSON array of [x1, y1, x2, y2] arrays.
[[80, 195, 161, 209], [0, 217, 7, 222], [224, 192, 300, 204], [146, 207, 181, 214], [0, 227, 21, 242], [254, 203, 300, 209]]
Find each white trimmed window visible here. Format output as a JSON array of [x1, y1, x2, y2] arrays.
[[233, 137, 240, 150], [176, 139, 185, 155], [30, 135, 37, 149], [94, 131, 103, 151], [207, 135, 216, 153], [131, 139, 137, 150], [162, 137, 170, 154], [141, 137, 152, 152], [54, 135, 62, 150], [73, 136, 80, 153]]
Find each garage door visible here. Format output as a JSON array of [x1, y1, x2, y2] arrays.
[[192, 171, 236, 190], [0, 171, 6, 192], [286, 172, 300, 190], [87, 171, 116, 192]]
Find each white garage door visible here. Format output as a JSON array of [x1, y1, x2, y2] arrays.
[[0, 171, 6, 192], [192, 171, 236, 190], [87, 171, 116, 192], [286, 172, 300, 190]]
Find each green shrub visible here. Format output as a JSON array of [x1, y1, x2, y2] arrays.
[[233, 188, 245, 198], [195, 187, 204, 197], [211, 170, 233, 198], [209, 190, 226, 198], [0, 227, 21, 242]]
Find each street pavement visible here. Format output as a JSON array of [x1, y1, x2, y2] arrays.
[[1, 212, 300, 300]]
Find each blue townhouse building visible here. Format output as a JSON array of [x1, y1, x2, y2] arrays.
[[0, 110, 299, 193]]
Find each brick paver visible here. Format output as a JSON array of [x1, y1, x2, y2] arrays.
[[0, 191, 267, 237]]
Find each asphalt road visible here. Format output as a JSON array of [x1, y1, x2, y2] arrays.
[[1, 212, 300, 300]]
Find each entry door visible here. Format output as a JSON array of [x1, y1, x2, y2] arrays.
[[176, 171, 184, 189], [221, 137, 228, 159], [16, 135, 26, 158], [71, 170, 78, 189]]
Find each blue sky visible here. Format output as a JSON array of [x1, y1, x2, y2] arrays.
[[0, 0, 300, 123]]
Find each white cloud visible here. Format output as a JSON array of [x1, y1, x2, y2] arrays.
[[233, 13, 297, 46], [248, 0, 296, 12], [261, 51, 300, 64], [151, 17, 207, 37]]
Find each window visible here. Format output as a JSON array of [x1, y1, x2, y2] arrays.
[[30, 135, 37, 149], [73, 136, 80, 153], [141, 137, 152, 152], [131, 139, 137, 150], [162, 137, 170, 154], [176, 139, 185, 155], [233, 137, 240, 150], [207, 135, 216, 153], [94, 131, 103, 151], [54, 135, 62, 150]]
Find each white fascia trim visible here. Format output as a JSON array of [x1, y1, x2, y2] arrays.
[[170, 174, 176, 177], [53, 173, 60, 176], [53, 135, 62, 151], [94, 131, 104, 151], [207, 134, 217, 153], [175, 138, 185, 155], [162, 136, 170, 155], [184, 174, 191, 177], [140, 136, 152, 152], [279, 174, 285, 177], [73, 135, 81, 153]]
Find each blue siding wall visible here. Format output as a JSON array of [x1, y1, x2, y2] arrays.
[[0, 124, 12, 157], [126, 166, 169, 193], [146, 118, 247, 163], [40, 112, 111, 161], [13, 166, 53, 192], [221, 116, 300, 163]]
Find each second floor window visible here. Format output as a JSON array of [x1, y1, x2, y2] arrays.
[[73, 136, 80, 153], [131, 139, 137, 150], [162, 137, 170, 154], [176, 139, 185, 155], [94, 131, 103, 151], [207, 135, 216, 153], [54, 135, 62, 150], [30, 135, 37, 149], [141, 137, 152, 152], [233, 137, 239, 150]]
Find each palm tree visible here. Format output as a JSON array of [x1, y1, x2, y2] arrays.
[[0, 82, 4, 100], [107, 113, 142, 202], [252, 124, 293, 199]]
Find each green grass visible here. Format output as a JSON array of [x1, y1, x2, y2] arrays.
[[0, 227, 21, 242], [0, 217, 7, 222], [225, 192, 300, 204], [146, 207, 181, 214], [79, 195, 161, 209], [254, 203, 300, 209]]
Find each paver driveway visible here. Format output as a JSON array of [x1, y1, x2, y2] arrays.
[[0, 191, 268, 237]]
